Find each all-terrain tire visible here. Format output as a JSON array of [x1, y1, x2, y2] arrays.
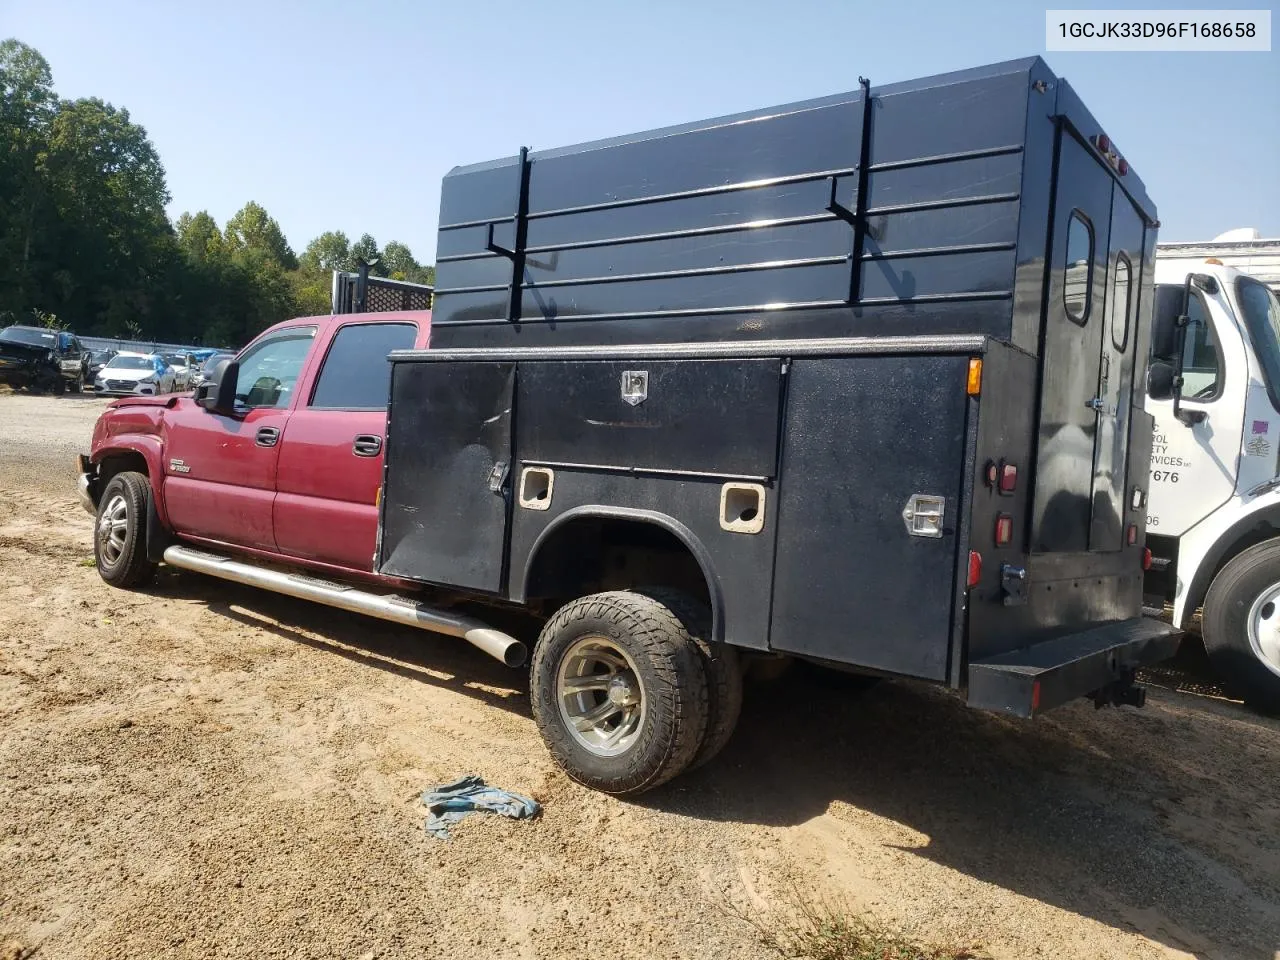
[[637, 588, 742, 770], [1202, 539, 1280, 714], [530, 591, 709, 795], [94, 471, 158, 589]]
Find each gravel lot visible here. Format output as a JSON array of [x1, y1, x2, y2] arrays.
[[1, 389, 1279, 960]]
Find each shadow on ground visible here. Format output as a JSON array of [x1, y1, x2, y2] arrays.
[[654, 667, 1280, 958], [156, 568, 533, 717], [156, 569, 1279, 958]]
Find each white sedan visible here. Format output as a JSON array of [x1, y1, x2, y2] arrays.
[[94, 353, 177, 397]]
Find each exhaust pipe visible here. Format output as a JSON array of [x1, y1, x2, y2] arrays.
[[162, 545, 527, 668]]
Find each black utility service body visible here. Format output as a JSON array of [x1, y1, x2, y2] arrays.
[[380, 58, 1177, 723]]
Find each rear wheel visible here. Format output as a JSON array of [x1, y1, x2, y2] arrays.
[[94, 471, 158, 589], [1202, 539, 1280, 713], [637, 588, 742, 770], [531, 591, 709, 795]]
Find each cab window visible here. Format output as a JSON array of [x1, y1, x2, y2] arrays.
[[1181, 292, 1221, 401], [234, 327, 317, 409], [309, 322, 416, 409], [1063, 211, 1093, 324]]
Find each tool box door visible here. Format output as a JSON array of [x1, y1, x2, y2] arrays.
[[378, 361, 515, 593]]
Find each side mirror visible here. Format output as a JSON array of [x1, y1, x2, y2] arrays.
[[1147, 361, 1176, 401], [196, 359, 239, 415]]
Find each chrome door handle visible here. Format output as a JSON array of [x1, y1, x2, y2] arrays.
[[255, 426, 280, 447], [353, 434, 383, 457]]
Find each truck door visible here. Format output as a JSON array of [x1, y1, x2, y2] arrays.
[[1088, 190, 1144, 551], [274, 319, 420, 571], [1145, 281, 1242, 536], [1031, 133, 1113, 553], [162, 326, 316, 550]]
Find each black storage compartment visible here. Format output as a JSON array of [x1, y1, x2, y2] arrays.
[[517, 358, 783, 478], [429, 58, 1059, 351], [768, 355, 971, 679], [379, 361, 514, 592]]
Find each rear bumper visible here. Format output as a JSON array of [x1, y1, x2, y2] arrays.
[[76, 454, 97, 515], [966, 617, 1181, 718]]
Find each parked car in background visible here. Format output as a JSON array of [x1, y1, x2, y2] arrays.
[[162, 352, 195, 390], [0, 325, 88, 393], [86, 349, 117, 383], [190, 351, 235, 389], [93, 353, 175, 396]]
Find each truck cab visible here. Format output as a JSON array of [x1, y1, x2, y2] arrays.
[[80, 311, 429, 578], [1143, 257, 1280, 710]]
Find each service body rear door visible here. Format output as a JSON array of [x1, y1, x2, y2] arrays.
[[1032, 132, 1114, 553]]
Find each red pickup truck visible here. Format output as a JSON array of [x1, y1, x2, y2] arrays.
[[79, 311, 430, 586]]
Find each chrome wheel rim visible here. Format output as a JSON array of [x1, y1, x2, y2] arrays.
[[556, 636, 646, 757], [97, 494, 129, 566], [1246, 582, 1280, 679]]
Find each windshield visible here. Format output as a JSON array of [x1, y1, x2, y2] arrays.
[[106, 355, 155, 371], [0, 327, 56, 348], [201, 354, 231, 375], [1236, 277, 1280, 410], [163, 354, 187, 366]]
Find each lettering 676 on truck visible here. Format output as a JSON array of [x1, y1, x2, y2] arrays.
[[78, 58, 1179, 795]]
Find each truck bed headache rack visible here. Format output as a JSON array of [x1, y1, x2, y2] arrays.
[[331, 271, 434, 315]]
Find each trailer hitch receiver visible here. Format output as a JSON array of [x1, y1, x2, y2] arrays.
[[1091, 666, 1147, 709]]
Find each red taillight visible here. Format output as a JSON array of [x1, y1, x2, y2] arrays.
[[1143, 547, 1152, 571], [1117, 157, 1129, 176], [1095, 133, 1111, 154], [1031, 679, 1042, 712], [967, 550, 982, 588], [995, 514, 1013, 546], [1127, 524, 1138, 546], [999, 462, 1018, 494]]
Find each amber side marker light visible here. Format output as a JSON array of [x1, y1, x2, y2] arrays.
[[995, 514, 1013, 546], [966, 358, 983, 396]]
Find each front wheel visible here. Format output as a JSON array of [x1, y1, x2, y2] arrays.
[[94, 471, 158, 588], [530, 591, 709, 795], [1202, 540, 1280, 713]]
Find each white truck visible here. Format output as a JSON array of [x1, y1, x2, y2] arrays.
[[1144, 243, 1280, 711]]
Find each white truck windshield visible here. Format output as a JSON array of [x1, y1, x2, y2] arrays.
[[1237, 277, 1280, 410]]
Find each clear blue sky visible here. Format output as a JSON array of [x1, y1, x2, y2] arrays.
[[4, 0, 1277, 261]]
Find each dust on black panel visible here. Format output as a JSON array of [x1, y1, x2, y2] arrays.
[[379, 361, 514, 593]]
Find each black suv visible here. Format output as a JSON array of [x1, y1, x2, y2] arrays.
[[0, 326, 89, 393]]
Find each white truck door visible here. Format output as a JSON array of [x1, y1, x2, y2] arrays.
[[1145, 275, 1247, 537]]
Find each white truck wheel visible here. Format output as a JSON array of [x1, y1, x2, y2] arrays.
[[1202, 539, 1280, 714]]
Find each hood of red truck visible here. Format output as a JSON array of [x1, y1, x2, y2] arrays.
[[107, 395, 182, 410]]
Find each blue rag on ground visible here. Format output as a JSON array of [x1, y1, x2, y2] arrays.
[[422, 775, 541, 839]]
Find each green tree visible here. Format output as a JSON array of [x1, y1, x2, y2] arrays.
[[300, 230, 352, 273], [224, 201, 297, 270], [39, 95, 172, 334], [175, 211, 225, 263], [350, 233, 383, 273], [0, 39, 56, 316]]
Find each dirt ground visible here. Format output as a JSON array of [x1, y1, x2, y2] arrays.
[[1, 390, 1278, 960]]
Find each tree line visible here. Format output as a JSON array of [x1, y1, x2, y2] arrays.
[[0, 38, 433, 348]]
